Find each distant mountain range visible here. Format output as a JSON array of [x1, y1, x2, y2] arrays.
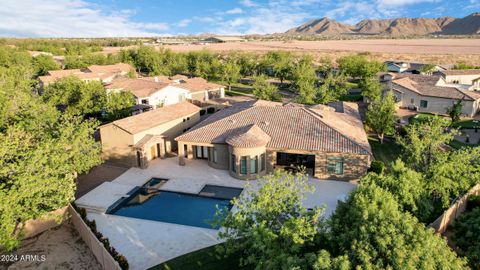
[[285, 13, 480, 36]]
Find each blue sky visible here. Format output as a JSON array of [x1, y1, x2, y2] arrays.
[[0, 0, 478, 37]]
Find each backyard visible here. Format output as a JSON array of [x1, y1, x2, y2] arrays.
[[368, 136, 403, 166]]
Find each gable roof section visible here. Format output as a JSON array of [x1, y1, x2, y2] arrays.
[[111, 102, 200, 134], [392, 74, 479, 101], [105, 77, 170, 98], [176, 101, 371, 155], [173, 77, 224, 93]]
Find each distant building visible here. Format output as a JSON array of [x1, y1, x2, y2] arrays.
[[202, 36, 245, 43], [105, 75, 225, 111], [385, 61, 450, 74], [387, 73, 480, 117], [38, 63, 133, 87]]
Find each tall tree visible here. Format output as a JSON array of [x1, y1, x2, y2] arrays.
[[359, 77, 382, 102], [396, 116, 456, 172], [32, 54, 59, 76], [220, 57, 241, 92], [252, 74, 281, 101], [315, 72, 348, 104], [366, 91, 396, 143], [446, 99, 463, 124], [217, 170, 324, 270], [292, 56, 317, 104], [330, 181, 468, 269]]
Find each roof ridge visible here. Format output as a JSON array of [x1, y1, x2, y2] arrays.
[[302, 107, 371, 155]]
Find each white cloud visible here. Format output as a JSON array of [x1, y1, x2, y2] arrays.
[[376, 0, 438, 7], [226, 8, 244, 14], [0, 0, 170, 37], [177, 19, 192, 27], [240, 0, 257, 7]]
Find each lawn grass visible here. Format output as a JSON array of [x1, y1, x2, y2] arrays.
[[368, 136, 403, 166], [340, 93, 362, 102], [149, 244, 249, 270], [408, 112, 443, 125], [452, 119, 480, 129]]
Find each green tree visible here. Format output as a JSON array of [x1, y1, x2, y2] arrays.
[[337, 55, 384, 79], [105, 91, 136, 121], [396, 116, 456, 172], [292, 56, 317, 104], [366, 91, 396, 143], [32, 54, 59, 76], [252, 74, 281, 101], [446, 99, 463, 124], [315, 72, 348, 104], [359, 77, 382, 102], [420, 64, 436, 75], [43, 76, 107, 117], [330, 181, 467, 269], [217, 170, 324, 270], [220, 57, 241, 91], [452, 207, 480, 269]]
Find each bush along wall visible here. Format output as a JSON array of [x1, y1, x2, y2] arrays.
[[72, 203, 129, 270]]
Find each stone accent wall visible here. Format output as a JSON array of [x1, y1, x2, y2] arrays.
[[315, 152, 370, 181]]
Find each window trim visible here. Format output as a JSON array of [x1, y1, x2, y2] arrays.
[[420, 100, 428, 108], [231, 154, 236, 173], [260, 153, 266, 172], [327, 156, 344, 175]]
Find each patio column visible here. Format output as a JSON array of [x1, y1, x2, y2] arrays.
[[186, 144, 193, 159]]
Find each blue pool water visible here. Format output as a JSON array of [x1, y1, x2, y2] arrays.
[[109, 187, 236, 229]]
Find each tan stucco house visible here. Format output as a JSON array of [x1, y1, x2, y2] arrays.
[[105, 75, 225, 111], [100, 102, 201, 168], [38, 63, 133, 87], [389, 74, 480, 117], [175, 100, 372, 181]]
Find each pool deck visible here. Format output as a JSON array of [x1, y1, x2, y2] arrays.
[[76, 157, 356, 270]]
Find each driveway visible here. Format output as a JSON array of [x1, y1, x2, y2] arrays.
[[76, 157, 356, 270]]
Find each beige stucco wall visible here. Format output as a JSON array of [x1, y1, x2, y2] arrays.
[[100, 124, 136, 167], [208, 144, 230, 170], [392, 85, 478, 117], [228, 145, 268, 180], [101, 111, 200, 168], [444, 74, 480, 85]]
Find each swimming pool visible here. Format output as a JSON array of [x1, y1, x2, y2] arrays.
[[108, 180, 243, 229]]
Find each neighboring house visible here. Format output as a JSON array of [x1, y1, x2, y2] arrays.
[[105, 75, 225, 110], [99, 102, 201, 168], [202, 36, 246, 43], [175, 100, 372, 181], [385, 61, 448, 74], [38, 63, 133, 87], [440, 69, 480, 89], [388, 74, 480, 117]]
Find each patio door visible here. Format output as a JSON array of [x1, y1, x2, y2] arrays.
[[195, 146, 209, 159]]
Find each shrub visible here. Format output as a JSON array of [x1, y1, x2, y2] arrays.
[[207, 107, 215, 114], [101, 237, 110, 250], [116, 255, 129, 270], [467, 195, 480, 211], [200, 109, 206, 116], [452, 207, 480, 269], [78, 207, 87, 220], [369, 160, 385, 175]]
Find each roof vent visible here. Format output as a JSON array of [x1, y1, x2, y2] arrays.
[[228, 119, 236, 124], [260, 121, 269, 126]]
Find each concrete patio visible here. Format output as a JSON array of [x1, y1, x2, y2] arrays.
[[76, 157, 356, 270]]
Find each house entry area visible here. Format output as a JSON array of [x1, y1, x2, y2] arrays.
[[276, 152, 315, 175]]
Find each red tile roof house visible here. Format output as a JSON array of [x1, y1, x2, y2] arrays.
[[104, 75, 225, 111], [38, 63, 134, 88], [175, 100, 372, 181], [388, 73, 480, 117]]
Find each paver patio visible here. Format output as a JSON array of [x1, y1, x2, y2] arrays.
[[76, 157, 356, 270]]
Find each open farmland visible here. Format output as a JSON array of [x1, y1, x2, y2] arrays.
[[158, 39, 480, 65]]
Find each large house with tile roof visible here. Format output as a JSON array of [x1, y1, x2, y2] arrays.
[[175, 100, 372, 181], [388, 73, 480, 117], [105, 75, 225, 110], [38, 63, 133, 87], [99, 102, 201, 168]]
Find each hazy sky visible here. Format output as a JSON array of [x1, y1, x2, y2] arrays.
[[0, 0, 477, 37]]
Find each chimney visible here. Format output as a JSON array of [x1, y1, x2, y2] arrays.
[[154, 76, 159, 82]]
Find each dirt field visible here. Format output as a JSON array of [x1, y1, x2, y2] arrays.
[[1, 221, 101, 270]]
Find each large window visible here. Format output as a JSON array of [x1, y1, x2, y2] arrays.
[[420, 100, 428, 108], [260, 153, 266, 171], [231, 154, 236, 173], [213, 148, 218, 163], [240, 157, 247, 175], [195, 146, 208, 159], [250, 156, 258, 174], [327, 157, 344, 175]]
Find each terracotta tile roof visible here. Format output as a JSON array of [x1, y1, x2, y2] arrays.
[[174, 77, 224, 93], [176, 101, 371, 155], [441, 69, 480, 76], [105, 77, 170, 98], [110, 102, 200, 134], [39, 63, 133, 84], [225, 124, 271, 148], [392, 74, 479, 101]]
